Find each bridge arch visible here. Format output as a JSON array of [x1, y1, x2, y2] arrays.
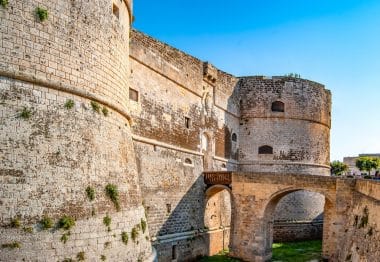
[[260, 187, 335, 261]]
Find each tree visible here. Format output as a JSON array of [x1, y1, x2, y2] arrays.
[[330, 160, 348, 176], [355, 157, 380, 176]]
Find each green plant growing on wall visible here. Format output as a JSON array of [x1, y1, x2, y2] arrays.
[[36, 7, 48, 21], [140, 219, 147, 234], [10, 217, 21, 228], [58, 216, 75, 230], [0, 0, 8, 8], [121, 231, 128, 245], [23, 226, 33, 233], [40, 216, 53, 230], [1, 242, 21, 249], [86, 186, 95, 201], [91, 101, 101, 113], [60, 232, 70, 244], [102, 107, 109, 116], [105, 184, 120, 211], [77, 251, 85, 261], [19, 107, 32, 119], [100, 255, 106, 261], [64, 99, 75, 109], [103, 215, 111, 231], [131, 226, 139, 242]]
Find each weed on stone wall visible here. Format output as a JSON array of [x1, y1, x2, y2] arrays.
[[64, 99, 75, 110], [104, 241, 111, 248], [86, 186, 95, 201], [10, 217, 21, 228], [36, 7, 48, 21], [140, 219, 147, 234], [100, 255, 106, 261], [1, 242, 21, 249], [121, 231, 128, 245], [105, 184, 120, 211], [76, 252, 85, 261], [102, 107, 109, 116], [103, 215, 111, 232], [19, 107, 32, 119], [58, 216, 75, 230], [22, 226, 33, 233], [0, 0, 8, 8], [131, 225, 139, 242], [91, 101, 101, 113], [60, 232, 70, 244], [40, 216, 53, 230]]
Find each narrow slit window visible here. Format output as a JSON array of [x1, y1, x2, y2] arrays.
[[129, 88, 138, 102], [271, 101, 285, 112], [112, 3, 119, 19], [232, 133, 237, 142], [258, 145, 273, 154], [185, 117, 191, 129], [172, 245, 177, 260]]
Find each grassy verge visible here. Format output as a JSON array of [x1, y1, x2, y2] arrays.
[[198, 240, 322, 262], [272, 240, 322, 262]]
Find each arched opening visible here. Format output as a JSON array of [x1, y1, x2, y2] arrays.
[[271, 101, 285, 112], [262, 189, 331, 262], [231, 133, 237, 142], [259, 145, 273, 154], [204, 185, 232, 256]]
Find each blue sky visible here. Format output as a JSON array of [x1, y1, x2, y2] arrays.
[[133, 0, 380, 161]]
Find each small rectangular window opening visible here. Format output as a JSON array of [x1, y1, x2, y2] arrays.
[[112, 3, 119, 19], [185, 117, 191, 129], [129, 88, 139, 102], [172, 245, 177, 260]]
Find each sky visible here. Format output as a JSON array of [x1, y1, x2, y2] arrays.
[[133, 0, 380, 161]]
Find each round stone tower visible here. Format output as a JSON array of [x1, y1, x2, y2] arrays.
[[238, 76, 331, 240], [238, 76, 331, 175], [0, 1, 154, 261]]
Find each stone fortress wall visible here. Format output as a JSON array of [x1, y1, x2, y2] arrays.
[[0, 0, 154, 261], [129, 30, 332, 259]]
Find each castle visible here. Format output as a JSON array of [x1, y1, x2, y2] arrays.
[[0, 1, 379, 262]]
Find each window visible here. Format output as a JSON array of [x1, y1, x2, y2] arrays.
[[184, 158, 192, 165], [172, 245, 177, 260], [185, 117, 191, 129], [258, 145, 273, 154], [231, 133, 237, 142], [271, 101, 285, 112], [112, 3, 119, 19], [129, 88, 138, 102]]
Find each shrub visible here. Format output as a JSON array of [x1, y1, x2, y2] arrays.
[[58, 216, 75, 230], [91, 101, 101, 113], [0, 0, 8, 8], [60, 233, 69, 244], [36, 7, 48, 22], [86, 186, 95, 201], [10, 217, 21, 228], [100, 255, 106, 261], [141, 219, 147, 234], [103, 215, 111, 227], [64, 99, 75, 109], [40, 216, 53, 230], [102, 107, 109, 116], [1, 242, 21, 249], [105, 184, 120, 211], [23, 227, 33, 233], [77, 252, 85, 261], [121, 231, 128, 245], [19, 107, 32, 119], [131, 226, 139, 242]]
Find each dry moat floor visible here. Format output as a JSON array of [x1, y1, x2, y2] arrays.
[[198, 240, 322, 262]]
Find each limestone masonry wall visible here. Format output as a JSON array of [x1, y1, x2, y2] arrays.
[[0, 0, 154, 261]]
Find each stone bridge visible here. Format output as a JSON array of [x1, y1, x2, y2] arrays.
[[204, 171, 355, 262]]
